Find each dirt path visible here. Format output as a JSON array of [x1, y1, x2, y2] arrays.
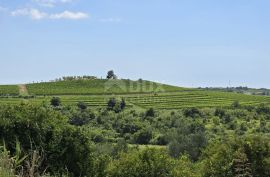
[[19, 84, 29, 96]]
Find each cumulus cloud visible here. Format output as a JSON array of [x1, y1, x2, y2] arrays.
[[11, 8, 89, 20], [11, 8, 47, 20], [33, 0, 74, 7]]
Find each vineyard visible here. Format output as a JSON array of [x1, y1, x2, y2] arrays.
[[0, 85, 19, 95], [26, 79, 187, 95], [0, 79, 270, 109]]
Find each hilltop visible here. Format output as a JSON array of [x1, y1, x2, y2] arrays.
[[26, 79, 187, 95], [0, 77, 270, 109]]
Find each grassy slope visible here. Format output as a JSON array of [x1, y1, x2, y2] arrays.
[[26, 79, 187, 95], [0, 79, 270, 109], [0, 85, 19, 95]]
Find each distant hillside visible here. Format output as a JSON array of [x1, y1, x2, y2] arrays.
[[203, 87, 270, 96], [0, 78, 270, 109], [26, 79, 187, 95]]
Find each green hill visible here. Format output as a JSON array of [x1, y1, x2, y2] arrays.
[[0, 79, 270, 109], [26, 79, 187, 95]]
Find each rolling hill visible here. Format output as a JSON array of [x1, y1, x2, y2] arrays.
[[0, 79, 270, 109]]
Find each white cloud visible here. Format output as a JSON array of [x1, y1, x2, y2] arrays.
[[50, 11, 88, 19], [100, 17, 122, 23], [33, 0, 74, 7], [11, 8, 47, 20], [11, 8, 89, 20]]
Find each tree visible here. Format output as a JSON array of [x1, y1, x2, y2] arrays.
[[145, 108, 155, 117], [133, 128, 153, 145], [50, 97, 61, 107], [107, 70, 117, 79], [107, 149, 174, 177], [107, 98, 117, 111], [184, 108, 201, 118], [107, 98, 126, 113], [77, 102, 87, 110], [69, 111, 95, 126], [232, 150, 253, 177], [120, 99, 126, 110]]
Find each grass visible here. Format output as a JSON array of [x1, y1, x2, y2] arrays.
[[0, 79, 270, 109]]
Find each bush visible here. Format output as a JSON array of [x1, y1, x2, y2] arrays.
[[215, 108, 226, 117], [256, 104, 270, 114], [107, 98, 126, 113], [184, 108, 201, 118], [77, 101, 87, 110], [107, 149, 174, 177], [69, 110, 95, 126], [0, 104, 95, 177], [133, 128, 153, 145], [168, 119, 207, 161], [50, 97, 61, 107], [145, 108, 155, 117], [201, 135, 270, 177]]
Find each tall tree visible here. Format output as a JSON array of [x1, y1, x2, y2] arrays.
[[107, 70, 117, 79]]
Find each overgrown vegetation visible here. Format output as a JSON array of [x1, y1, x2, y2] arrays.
[[0, 101, 269, 176], [0, 76, 270, 176]]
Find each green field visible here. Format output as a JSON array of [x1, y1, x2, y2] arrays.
[[26, 79, 186, 95], [0, 85, 19, 95], [0, 79, 270, 109]]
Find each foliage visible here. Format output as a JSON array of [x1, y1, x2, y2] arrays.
[[77, 101, 87, 110], [0, 85, 19, 96], [145, 108, 155, 117], [107, 70, 117, 80], [0, 104, 94, 177], [107, 98, 126, 113], [0, 102, 270, 176], [133, 128, 153, 145], [168, 119, 207, 161], [107, 149, 174, 177], [201, 135, 270, 177], [50, 97, 61, 107]]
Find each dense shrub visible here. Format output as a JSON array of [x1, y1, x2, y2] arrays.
[[107, 149, 174, 177], [0, 103, 270, 176], [133, 128, 153, 145], [77, 101, 87, 110], [145, 108, 155, 117], [201, 135, 270, 177], [184, 108, 202, 118], [0, 104, 94, 177], [69, 110, 95, 126], [107, 98, 126, 113], [50, 97, 61, 107]]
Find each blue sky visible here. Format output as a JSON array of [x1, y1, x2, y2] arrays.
[[0, 0, 270, 88]]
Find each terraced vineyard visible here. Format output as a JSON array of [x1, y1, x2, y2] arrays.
[[0, 79, 270, 109], [0, 85, 19, 95], [26, 79, 186, 95]]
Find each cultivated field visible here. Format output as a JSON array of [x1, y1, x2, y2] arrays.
[[0, 79, 270, 109]]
